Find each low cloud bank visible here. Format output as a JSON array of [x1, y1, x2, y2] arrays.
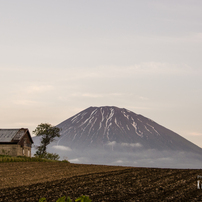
[[52, 145, 72, 151], [121, 142, 142, 148], [31, 142, 202, 169], [69, 158, 80, 162], [65, 149, 202, 169], [107, 141, 116, 146], [106, 141, 142, 148]]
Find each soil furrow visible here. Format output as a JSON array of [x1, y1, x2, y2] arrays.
[[0, 163, 202, 201]]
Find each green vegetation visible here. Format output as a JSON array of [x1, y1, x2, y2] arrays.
[[39, 195, 91, 202], [34, 152, 60, 161], [0, 154, 69, 163], [33, 123, 61, 160]]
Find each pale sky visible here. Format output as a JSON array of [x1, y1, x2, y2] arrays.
[[1, 0, 202, 147]]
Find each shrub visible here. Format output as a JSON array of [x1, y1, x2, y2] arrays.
[[61, 160, 69, 163], [0, 154, 70, 163], [34, 152, 60, 161], [39, 195, 91, 202], [0, 155, 55, 163]]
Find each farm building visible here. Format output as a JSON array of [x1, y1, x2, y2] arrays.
[[0, 128, 33, 157]]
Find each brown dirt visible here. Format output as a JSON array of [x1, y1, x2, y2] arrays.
[[0, 162, 202, 201]]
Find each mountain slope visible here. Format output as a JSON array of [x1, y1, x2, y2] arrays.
[[32, 106, 202, 168], [56, 106, 202, 153]]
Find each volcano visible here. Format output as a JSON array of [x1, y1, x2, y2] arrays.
[[32, 106, 202, 168]]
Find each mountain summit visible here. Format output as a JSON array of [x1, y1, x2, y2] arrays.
[[33, 106, 202, 168], [56, 106, 202, 153]]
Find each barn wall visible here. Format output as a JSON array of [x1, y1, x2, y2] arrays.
[[0, 145, 31, 157], [18, 132, 33, 148], [23, 146, 32, 157]]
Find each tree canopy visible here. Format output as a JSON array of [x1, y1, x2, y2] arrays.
[[33, 123, 61, 160]]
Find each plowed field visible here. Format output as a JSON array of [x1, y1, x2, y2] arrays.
[[0, 162, 202, 201]]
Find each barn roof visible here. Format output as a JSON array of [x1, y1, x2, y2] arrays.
[[0, 128, 33, 143]]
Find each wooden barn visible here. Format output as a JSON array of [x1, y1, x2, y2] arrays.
[[0, 128, 33, 157]]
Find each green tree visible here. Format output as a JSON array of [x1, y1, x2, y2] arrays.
[[33, 123, 61, 159]]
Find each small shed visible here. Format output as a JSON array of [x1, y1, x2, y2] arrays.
[[0, 128, 33, 157]]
